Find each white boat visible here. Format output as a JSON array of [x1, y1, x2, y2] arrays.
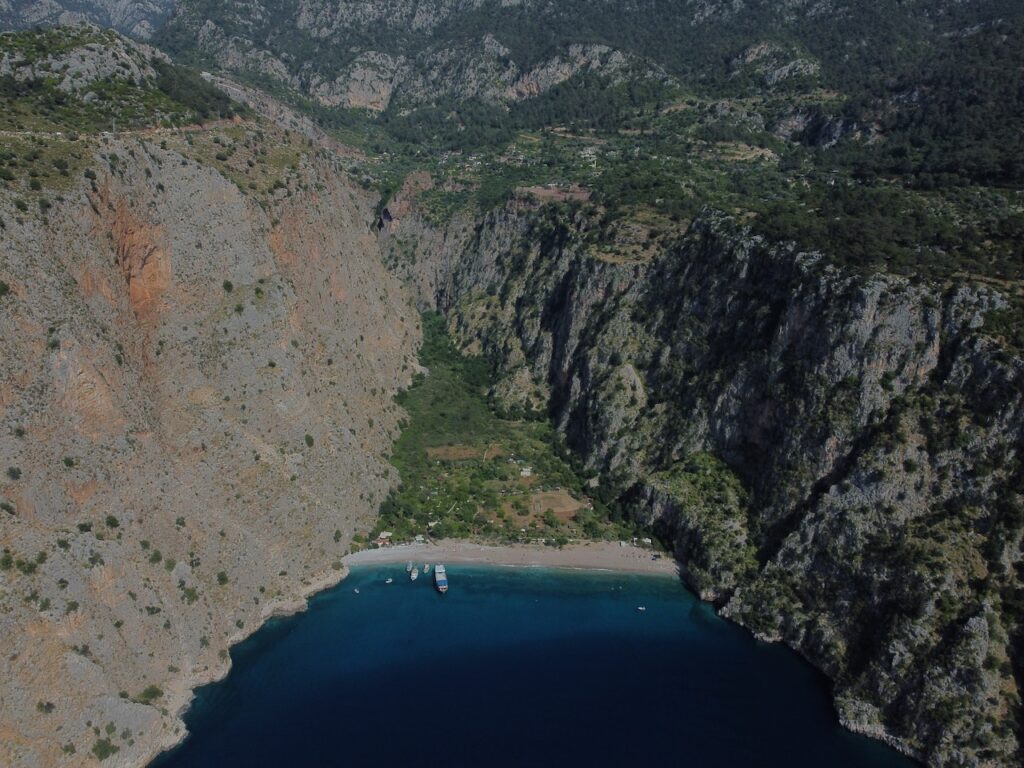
[[410, 567, 419, 581], [637, 606, 646, 613], [434, 564, 448, 593], [424, 563, 431, 574], [406, 561, 413, 572], [385, 577, 393, 584], [353, 588, 360, 594]]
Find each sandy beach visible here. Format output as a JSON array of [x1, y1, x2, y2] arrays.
[[343, 540, 679, 576]]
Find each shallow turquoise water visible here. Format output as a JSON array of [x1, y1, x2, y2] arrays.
[[154, 565, 915, 767]]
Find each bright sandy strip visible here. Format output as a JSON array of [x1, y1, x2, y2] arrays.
[[342, 540, 679, 576]]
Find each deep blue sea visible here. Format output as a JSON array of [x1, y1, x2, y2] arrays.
[[153, 565, 915, 767]]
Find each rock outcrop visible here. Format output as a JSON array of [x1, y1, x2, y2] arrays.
[[185, 27, 666, 114], [0, 0, 174, 38], [0, 25, 166, 91]]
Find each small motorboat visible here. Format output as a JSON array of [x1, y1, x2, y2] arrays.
[[406, 562, 413, 572], [410, 567, 419, 581], [353, 588, 360, 594], [385, 577, 393, 584], [424, 563, 431, 574], [637, 606, 646, 613]]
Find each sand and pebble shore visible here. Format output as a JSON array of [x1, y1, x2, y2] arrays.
[[343, 540, 679, 576]]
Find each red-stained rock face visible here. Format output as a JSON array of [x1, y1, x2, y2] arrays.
[[108, 197, 171, 320], [0, 126, 419, 767]]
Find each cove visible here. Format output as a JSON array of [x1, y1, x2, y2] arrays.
[[153, 565, 916, 767]]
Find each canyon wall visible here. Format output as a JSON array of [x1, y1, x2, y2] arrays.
[[0, 134, 418, 766], [382, 195, 1024, 767]]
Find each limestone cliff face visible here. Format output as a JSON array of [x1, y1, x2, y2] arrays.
[[0, 135, 418, 767], [190, 30, 665, 114], [166, 0, 671, 113], [382, 197, 1024, 767], [0, 0, 174, 38]]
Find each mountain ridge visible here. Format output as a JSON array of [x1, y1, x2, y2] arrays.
[[0, 0, 173, 38]]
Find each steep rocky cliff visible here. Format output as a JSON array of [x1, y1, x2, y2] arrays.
[[380, 194, 1024, 766], [0, 125, 419, 765]]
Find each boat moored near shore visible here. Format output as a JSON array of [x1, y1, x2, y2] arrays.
[[434, 564, 448, 593]]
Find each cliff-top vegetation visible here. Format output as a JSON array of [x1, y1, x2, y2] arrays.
[[1, 26, 237, 134]]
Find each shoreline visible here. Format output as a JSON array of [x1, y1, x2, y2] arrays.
[[144, 541, 920, 768], [146, 541, 674, 766], [342, 540, 679, 576], [143, 565, 350, 768]]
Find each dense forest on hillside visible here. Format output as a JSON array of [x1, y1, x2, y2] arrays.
[[160, 0, 1024, 183], [830, 19, 1024, 189], [156, 0, 1024, 315], [158, 1, 1024, 176], [161, 0, 1021, 86]]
